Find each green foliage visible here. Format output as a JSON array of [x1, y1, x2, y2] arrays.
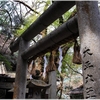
[[61, 43, 73, 71], [51, 6, 76, 29], [15, 14, 38, 37], [63, 10, 73, 22], [43, 0, 51, 11], [0, 54, 12, 71], [63, 6, 76, 21], [51, 19, 60, 29], [61, 42, 82, 77], [15, 0, 52, 37]]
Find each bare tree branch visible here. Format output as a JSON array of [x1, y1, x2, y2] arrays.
[[0, 9, 12, 50], [63, 59, 83, 76], [0, 9, 12, 30], [0, 1, 8, 8], [11, 2, 21, 22], [14, 0, 39, 14]]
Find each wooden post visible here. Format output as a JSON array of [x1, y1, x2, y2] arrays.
[[48, 71, 57, 99], [13, 38, 29, 99], [76, 1, 100, 99]]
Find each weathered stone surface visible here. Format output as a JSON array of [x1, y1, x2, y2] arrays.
[[76, 1, 100, 99]]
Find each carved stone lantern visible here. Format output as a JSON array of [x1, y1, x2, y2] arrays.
[[27, 79, 51, 99]]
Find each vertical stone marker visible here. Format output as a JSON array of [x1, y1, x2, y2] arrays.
[[76, 1, 100, 99], [13, 38, 29, 99], [48, 71, 57, 99]]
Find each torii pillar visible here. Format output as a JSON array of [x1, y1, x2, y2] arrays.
[[48, 71, 57, 99], [76, 1, 100, 99], [13, 38, 30, 99]]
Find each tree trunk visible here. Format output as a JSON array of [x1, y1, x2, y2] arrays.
[[76, 1, 100, 99]]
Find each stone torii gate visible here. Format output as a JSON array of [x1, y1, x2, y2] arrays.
[[10, 1, 100, 99], [10, 1, 75, 99]]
